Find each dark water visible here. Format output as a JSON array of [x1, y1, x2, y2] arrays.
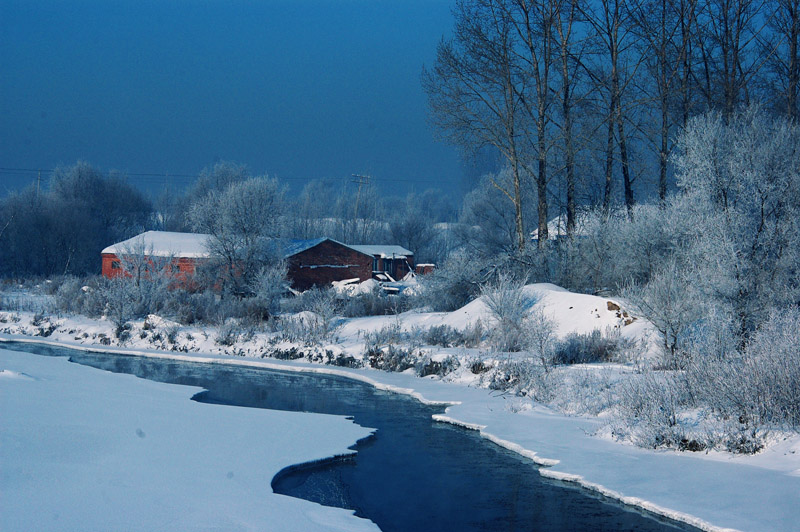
[[3, 342, 697, 532]]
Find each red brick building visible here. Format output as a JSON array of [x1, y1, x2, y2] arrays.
[[283, 238, 414, 290], [101, 231, 210, 288], [102, 232, 414, 291]]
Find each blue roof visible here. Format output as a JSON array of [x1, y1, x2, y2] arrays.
[[281, 237, 332, 258]]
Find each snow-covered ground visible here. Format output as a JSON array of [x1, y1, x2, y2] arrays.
[[0, 348, 379, 532], [1, 282, 798, 532]]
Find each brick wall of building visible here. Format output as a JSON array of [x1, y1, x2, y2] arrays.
[[101, 253, 202, 290], [287, 240, 372, 291]]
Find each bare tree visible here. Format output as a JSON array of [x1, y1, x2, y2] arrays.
[[764, 0, 800, 119], [423, 0, 530, 251], [628, 0, 699, 201], [553, 0, 584, 235], [696, 0, 769, 117], [582, 0, 643, 217], [507, 0, 558, 245]]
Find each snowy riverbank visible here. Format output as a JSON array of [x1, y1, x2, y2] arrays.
[[2, 281, 799, 531], [0, 347, 379, 532], [2, 335, 799, 532]]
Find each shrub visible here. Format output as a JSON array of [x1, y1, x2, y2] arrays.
[[609, 370, 703, 450], [469, 358, 492, 374], [215, 319, 240, 346], [484, 356, 559, 402], [688, 306, 800, 432], [53, 276, 106, 317], [551, 329, 624, 365], [416, 250, 492, 311], [482, 273, 537, 352], [363, 322, 407, 347], [271, 347, 305, 360], [325, 351, 363, 368], [169, 291, 220, 325], [276, 310, 338, 345], [366, 345, 416, 372], [415, 354, 460, 378], [281, 287, 340, 341], [340, 289, 411, 317]]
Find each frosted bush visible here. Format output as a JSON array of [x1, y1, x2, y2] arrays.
[[482, 273, 539, 352], [689, 306, 800, 433], [613, 371, 696, 449], [551, 329, 631, 365]]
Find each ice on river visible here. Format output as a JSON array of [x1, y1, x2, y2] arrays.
[[0, 348, 379, 532]]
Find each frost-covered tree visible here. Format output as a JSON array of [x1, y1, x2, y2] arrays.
[[188, 176, 287, 297], [624, 259, 700, 366], [458, 169, 535, 257], [674, 108, 800, 337]]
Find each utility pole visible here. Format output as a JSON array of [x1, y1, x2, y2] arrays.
[[351, 173, 371, 220]]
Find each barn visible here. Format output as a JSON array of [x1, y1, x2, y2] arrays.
[[101, 232, 413, 291], [285, 238, 414, 291]]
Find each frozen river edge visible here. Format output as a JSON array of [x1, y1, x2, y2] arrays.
[[2, 335, 798, 532]]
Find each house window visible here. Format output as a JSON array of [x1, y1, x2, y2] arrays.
[[111, 261, 121, 270]]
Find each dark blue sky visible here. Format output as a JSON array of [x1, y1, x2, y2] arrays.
[[0, 0, 464, 197]]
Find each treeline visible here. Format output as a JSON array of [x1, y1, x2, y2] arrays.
[[0, 161, 458, 279], [423, 0, 800, 249], [0, 162, 151, 276]]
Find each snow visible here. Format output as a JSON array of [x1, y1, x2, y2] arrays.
[[333, 278, 381, 295], [101, 231, 212, 258], [338, 283, 649, 347], [0, 347, 379, 532], [530, 212, 591, 240], [348, 244, 413, 258], [1, 281, 798, 532]]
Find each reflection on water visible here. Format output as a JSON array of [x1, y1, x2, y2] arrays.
[[3, 342, 697, 532]]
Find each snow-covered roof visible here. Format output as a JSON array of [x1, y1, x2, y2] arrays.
[[282, 238, 413, 259], [103, 233, 413, 261], [348, 245, 413, 258], [530, 212, 591, 240], [101, 231, 211, 258]]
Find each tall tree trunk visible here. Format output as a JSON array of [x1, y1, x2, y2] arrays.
[[658, 0, 669, 202], [603, 115, 615, 216], [537, 97, 549, 247], [563, 71, 576, 235], [511, 149, 527, 251], [537, 124, 549, 247], [558, 0, 577, 236], [788, 0, 799, 120], [618, 117, 635, 219]]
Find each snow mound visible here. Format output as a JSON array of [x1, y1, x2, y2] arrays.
[[441, 283, 636, 340], [143, 315, 181, 330]]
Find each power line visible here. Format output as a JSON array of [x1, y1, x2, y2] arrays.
[[0, 166, 461, 186]]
